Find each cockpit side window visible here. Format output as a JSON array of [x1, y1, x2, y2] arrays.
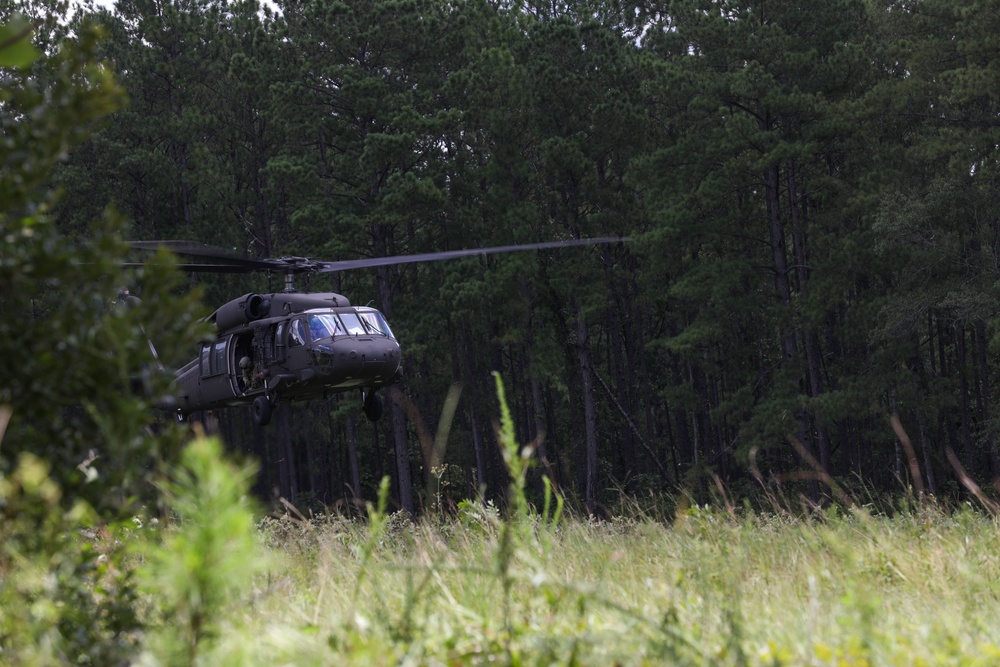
[[200, 344, 211, 376], [289, 318, 306, 347]]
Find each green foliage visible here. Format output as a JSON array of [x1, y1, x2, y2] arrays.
[[0, 451, 143, 666], [0, 10, 205, 516], [353, 474, 393, 598], [0, 14, 40, 68], [136, 435, 265, 665], [0, 15, 121, 209], [0, 8, 207, 665], [1, 213, 207, 513]]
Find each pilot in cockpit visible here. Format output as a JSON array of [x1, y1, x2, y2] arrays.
[[309, 317, 327, 342]]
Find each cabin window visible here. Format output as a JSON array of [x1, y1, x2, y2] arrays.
[[213, 340, 227, 373], [200, 340, 227, 376]]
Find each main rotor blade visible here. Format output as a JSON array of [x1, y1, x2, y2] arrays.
[[128, 237, 625, 277], [314, 237, 625, 273], [128, 240, 276, 272], [121, 261, 273, 273]]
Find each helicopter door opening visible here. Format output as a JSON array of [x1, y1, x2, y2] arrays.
[[234, 333, 255, 392]]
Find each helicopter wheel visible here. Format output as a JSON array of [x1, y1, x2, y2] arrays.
[[252, 395, 273, 427], [363, 391, 383, 422]]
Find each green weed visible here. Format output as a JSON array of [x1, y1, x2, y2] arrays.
[[133, 435, 266, 666]]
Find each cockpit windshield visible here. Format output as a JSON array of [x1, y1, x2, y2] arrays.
[[306, 309, 395, 341], [307, 313, 345, 342], [338, 313, 367, 336], [357, 308, 395, 339]]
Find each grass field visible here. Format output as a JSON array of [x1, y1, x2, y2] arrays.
[[8, 383, 1000, 666], [118, 390, 1000, 667], [8, 432, 1000, 665], [165, 496, 1000, 667]]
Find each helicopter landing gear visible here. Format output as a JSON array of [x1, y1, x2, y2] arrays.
[[362, 390, 383, 422], [252, 395, 273, 427]]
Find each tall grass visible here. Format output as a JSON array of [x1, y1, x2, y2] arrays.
[[161, 379, 1000, 665], [240, 502, 1000, 666], [9, 382, 1000, 665]]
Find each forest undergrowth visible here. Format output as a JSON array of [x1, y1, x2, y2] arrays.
[[7, 380, 1000, 666]]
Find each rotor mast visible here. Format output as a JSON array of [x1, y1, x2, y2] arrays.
[[279, 257, 319, 293]]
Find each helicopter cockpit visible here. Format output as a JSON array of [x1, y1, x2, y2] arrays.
[[306, 308, 395, 343]]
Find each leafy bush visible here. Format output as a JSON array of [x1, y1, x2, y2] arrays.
[[0, 451, 143, 666], [0, 13, 205, 664]]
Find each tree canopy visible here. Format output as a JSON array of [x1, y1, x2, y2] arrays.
[[18, 0, 1000, 512]]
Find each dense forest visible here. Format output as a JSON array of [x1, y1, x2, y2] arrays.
[[15, 0, 1000, 514]]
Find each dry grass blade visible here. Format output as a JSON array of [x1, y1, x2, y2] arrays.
[[0, 405, 10, 455], [889, 413, 924, 496], [785, 434, 855, 508], [945, 445, 1000, 514]]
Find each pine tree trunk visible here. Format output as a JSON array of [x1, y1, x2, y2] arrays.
[[975, 320, 999, 478], [390, 401, 413, 514], [958, 325, 975, 475], [611, 311, 636, 486], [304, 423, 320, 504], [373, 243, 413, 515], [766, 162, 817, 497], [575, 303, 599, 514], [248, 409, 268, 500], [765, 164, 796, 364]]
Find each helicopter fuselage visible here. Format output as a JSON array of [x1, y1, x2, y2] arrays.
[[166, 291, 402, 425], [134, 236, 623, 426]]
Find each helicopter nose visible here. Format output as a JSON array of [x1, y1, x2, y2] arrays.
[[312, 338, 401, 380]]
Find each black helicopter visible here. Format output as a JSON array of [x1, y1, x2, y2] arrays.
[[129, 238, 620, 427]]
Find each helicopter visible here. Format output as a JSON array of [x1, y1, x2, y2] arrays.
[[129, 238, 621, 427]]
